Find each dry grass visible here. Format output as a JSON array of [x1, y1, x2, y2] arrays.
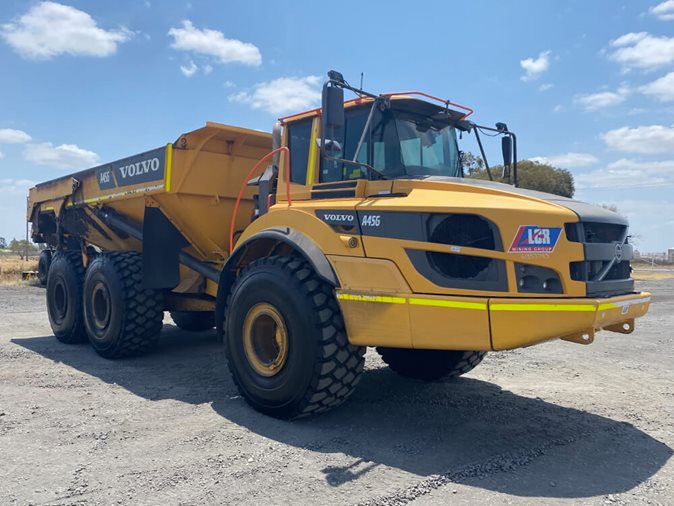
[[0, 255, 39, 285], [632, 269, 674, 281]]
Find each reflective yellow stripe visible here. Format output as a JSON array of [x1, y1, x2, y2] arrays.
[[337, 293, 644, 314], [337, 293, 406, 304], [409, 298, 487, 310], [165, 143, 173, 192], [306, 118, 319, 185], [490, 303, 596, 312], [65, 184, 165, 208]]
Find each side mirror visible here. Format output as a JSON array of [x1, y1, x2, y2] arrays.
[[322, 85, 344, 129], [316, 138, 342, 153], [501, 135, 512, 180]]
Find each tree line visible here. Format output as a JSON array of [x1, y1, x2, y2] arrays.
[[462, 152, 575, 198]]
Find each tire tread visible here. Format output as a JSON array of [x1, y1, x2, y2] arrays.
[[226, 255, 365, 418], [377, 347, 486, 381], [86, 252, 164, 358]]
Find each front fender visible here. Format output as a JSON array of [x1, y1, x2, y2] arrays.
[[214, 227, 339, 338]]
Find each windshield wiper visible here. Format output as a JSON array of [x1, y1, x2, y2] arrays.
[[324, 157, 388, 180]]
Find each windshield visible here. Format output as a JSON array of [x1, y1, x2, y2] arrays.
[[320, 102, 462, 182]]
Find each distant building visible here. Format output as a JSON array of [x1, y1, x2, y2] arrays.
[[668, 248, 674, 263]]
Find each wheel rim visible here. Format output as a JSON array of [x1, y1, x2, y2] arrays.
[[91, 281, 112, 332], [52, 278, 67, 323], [242, 303, 289, 377]]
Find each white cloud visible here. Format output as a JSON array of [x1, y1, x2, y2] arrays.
[[530, 152, 599, 168], [608, 32, 674, 70], [178, 60, 214, 77], [574, 86, 630, 111], [602, 124, 674, 154], [0, 128, 31, 143], [520, 51, 551, 81], [229, 76, 321, 115], [575, 158, 674, 189], [0, 151, 4, 160], [168, 20, 261, 66], [553, 104, 564, 113], [180, 60, 198, 77], [0, 1, 131, 60], [640, 71, 674, 101], [223, 80, 235, 88], [538, 83, 554, 92], [650, 0, 674, 20], [23, 142, 99, 169], [0, 178, 34, 193], [616, 200, 674, 250]]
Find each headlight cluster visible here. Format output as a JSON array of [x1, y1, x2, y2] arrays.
[[515, 263, 563, 294]]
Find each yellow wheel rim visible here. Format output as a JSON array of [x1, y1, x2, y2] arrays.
[[242, 303, 289, 377]]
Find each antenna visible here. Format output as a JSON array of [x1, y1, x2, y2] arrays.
[[360, 72, 364, 91]]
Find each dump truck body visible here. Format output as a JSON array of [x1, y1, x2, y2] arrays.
[[27, 74, 651, 418]]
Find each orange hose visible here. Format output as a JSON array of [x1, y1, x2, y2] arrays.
[[229, 146, 290, 254]]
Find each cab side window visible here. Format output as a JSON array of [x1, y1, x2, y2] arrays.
[[287, 119, 312, 184], [320, 108, 369, 182]]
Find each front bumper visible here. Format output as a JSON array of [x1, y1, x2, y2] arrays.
[[488, 292, 651, 350], [336, 290, 651, 351]]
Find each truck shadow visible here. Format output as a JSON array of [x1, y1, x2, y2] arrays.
[[13, 327, 673, 500]]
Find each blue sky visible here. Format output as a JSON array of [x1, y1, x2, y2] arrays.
[[1, 0, 674, 251]]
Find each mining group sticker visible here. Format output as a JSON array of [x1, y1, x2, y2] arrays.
[[509, 225, 562, 253]]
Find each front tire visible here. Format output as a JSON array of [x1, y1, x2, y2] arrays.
[[46, 251, 87, 344], [225, 256, 365, 419], [376, 347, 486, 381], [83, 252, 164, 359]]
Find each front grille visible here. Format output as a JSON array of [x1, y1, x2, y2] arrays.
[[566, 222, 634, 297], [565, 222, 627, 244]]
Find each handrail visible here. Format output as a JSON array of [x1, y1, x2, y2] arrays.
[[382, 91, 474, 118], [229, 146, 290, 255], [279, 91, 475, 124]]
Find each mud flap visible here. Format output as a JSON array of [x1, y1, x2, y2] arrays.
[[142, 207, 189, 289]]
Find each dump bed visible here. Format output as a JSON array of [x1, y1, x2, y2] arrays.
[[28, 122, 272, 264]]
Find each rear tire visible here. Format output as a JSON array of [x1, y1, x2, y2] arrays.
[[83, 252, 164, 359], [37, 250, 52, 286], [225, 256, 365, 419], [376, 347, 486, 381], [46, 251, 87, 344], [170, 311, 215, 331]]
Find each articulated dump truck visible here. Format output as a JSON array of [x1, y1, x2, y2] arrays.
[[28, 71, 651, 418]]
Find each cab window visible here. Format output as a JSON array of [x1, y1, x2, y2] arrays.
[[320, 108, 369, 182], [287, 119, 312, 184]]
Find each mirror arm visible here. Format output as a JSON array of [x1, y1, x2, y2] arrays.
[[330, 79, 378, 99], [472, 127, 493, 181], [352, 99, 379, 165]]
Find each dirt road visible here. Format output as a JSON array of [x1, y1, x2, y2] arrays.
[[1, 281, 672, 505]]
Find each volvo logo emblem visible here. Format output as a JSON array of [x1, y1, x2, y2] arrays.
[[614, 242, 623, 262]]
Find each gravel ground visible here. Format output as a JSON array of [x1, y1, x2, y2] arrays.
[[0, 280, 672, 506]]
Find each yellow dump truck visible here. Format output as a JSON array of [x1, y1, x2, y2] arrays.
[[27, 71, 651, 418]]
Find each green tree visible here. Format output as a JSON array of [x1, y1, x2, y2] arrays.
[[460, 151, 484, 175], [0, 237, 6, 249], [8, 238, 39, 259], [467, 159, 575, 198]]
